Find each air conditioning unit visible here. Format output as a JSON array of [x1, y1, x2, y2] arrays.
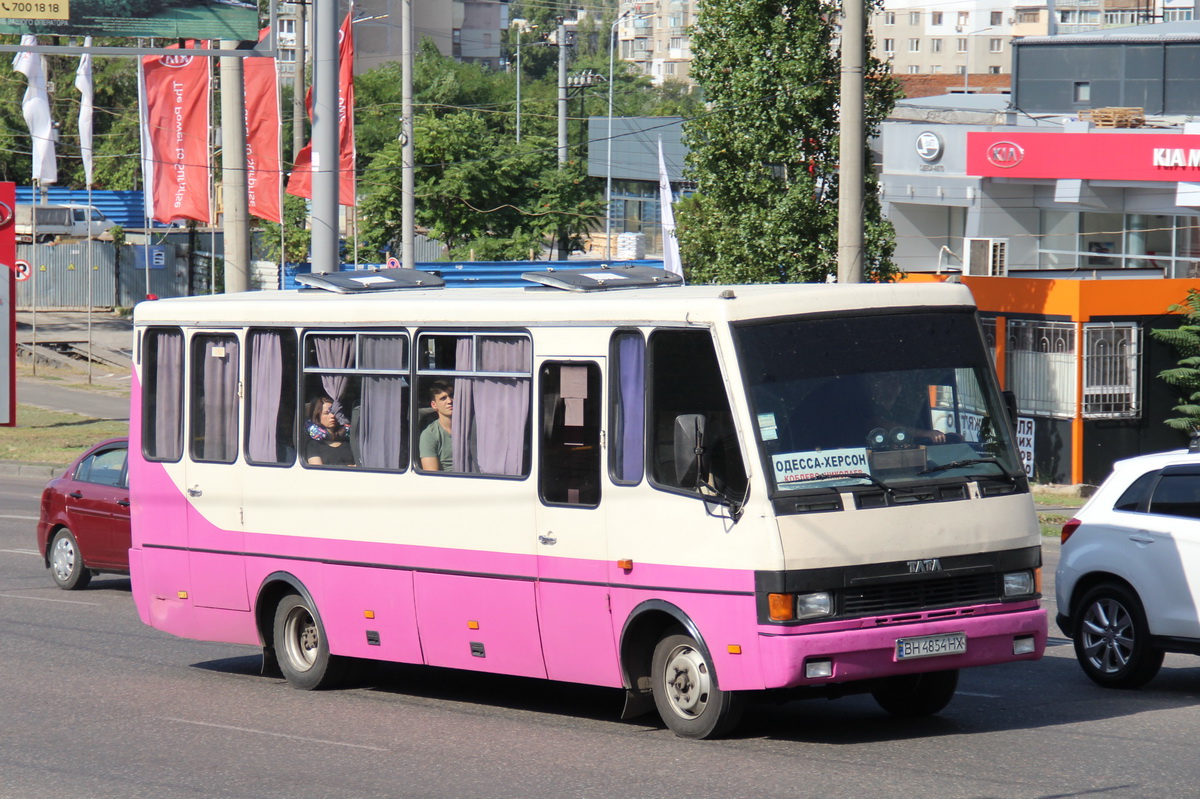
[[965, 237, 1008, 276]]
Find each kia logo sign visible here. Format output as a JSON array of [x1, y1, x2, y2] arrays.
[[915, 131, 943, 162], [985, 141, 1024, 168], [159, 54, 193, 68]]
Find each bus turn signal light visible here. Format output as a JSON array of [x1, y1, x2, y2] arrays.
[[768, 593, 795, 621], [617, 559, 633, 571]]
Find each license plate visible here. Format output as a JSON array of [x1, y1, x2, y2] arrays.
[[895, 632, 967, 660]]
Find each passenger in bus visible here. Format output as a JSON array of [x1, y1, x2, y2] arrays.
[[419, 381, 454, 471], [868, 373, 946, 445], [304, 395, 356, 467]]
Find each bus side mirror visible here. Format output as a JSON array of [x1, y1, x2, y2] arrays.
[[674, 414, 706, 488]]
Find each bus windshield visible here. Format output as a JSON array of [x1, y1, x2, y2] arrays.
[[734, 310, 1023, 494]]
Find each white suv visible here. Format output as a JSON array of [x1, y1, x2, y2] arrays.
[[1056, 447, 1200, 688]]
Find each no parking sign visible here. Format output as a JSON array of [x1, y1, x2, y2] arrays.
[[13, 259, 29, 282]]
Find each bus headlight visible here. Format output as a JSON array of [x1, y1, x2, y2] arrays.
[[1003, 570, 1035, 597], [796, 591, 833, 619]]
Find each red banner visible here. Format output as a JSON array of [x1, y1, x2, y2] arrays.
[[286, 12, 356, 206], [141, 45, 211, 224], [967, 131, 1200, 182], [245, 28, 282, 224]]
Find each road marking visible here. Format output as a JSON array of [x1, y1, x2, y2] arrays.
[[0, 593, 101, 606], [163, 718, 389, 751], [0, 514, 39, 520], [1, 548, 40, 556], [957, 691, 1002, 698]]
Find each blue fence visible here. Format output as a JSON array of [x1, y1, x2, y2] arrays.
[[15, 187, 149, 230], [283, 260, 668, 290]]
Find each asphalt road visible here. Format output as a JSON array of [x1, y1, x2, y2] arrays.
[[6, 473, 1200, 798]]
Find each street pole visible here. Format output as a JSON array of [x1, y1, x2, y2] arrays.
[[837, 0, 865, 283], [311, 0, 339, 273], [515, 34, 521, 144], [401, 0, 414, 269], [220, 40, 249, 292], [557, 17, 568, 166], [292, 0, 306, 164], [604, 11, 627, 260]]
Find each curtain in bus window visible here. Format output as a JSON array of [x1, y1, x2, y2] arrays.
[[451, 337, 474, 472], [357, 335, 407, 470], [199, 337, 239, 462], [312, 335, 354, 424], [247, 331, 281, 463], [474, 336, 531, 476], [614, 333, 645, 482], [152, 331, 183, 460]]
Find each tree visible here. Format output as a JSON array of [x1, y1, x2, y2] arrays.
[[676, 0, 900, 283], [1152, 289, 1200, 434]]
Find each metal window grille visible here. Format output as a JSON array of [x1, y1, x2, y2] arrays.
[[1083, 322, 1141, 419], [1007, 319, 1076, 418]]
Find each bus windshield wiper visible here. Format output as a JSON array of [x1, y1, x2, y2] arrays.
[[919, 456, 1017, 482], [787, 471, 894, 493]]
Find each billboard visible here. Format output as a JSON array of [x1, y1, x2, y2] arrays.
[[0, 182, 13, 427], [0, 0, 259, 42]]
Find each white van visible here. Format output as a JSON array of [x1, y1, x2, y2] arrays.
[[15, 203, 114, 242]]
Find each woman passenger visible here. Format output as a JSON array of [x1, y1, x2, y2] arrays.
[[304, 395, 355, 467]]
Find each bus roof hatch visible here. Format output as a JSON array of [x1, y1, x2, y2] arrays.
[[521, 264, 682, 292], [295, 268, 445, 293]]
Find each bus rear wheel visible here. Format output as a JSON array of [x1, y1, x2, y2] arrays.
[[651, 630, 744, 739], [273, 593, 347, 690], [872, 668, 959, 717]]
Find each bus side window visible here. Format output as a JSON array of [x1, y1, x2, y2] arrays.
[[648, 329, 747, 497], [142, 327, 184, 462], [245, 329, 298, 466], [190, 334, 240, 464], [539, 362, 601, 507], [609, 330, 644, 485]]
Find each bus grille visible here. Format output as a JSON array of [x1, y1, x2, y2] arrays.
[[842, 573, 1000, 616]]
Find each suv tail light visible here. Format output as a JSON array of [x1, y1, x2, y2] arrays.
[[1061, 518, 1081, 545]]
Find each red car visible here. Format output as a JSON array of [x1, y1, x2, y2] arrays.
[[36, 438, 130, 590]]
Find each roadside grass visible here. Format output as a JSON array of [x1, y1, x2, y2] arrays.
[[0, 405, 128, 467]]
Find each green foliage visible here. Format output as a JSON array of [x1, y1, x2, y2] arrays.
[[676, 0, 900, 283], [256, 194, 312, 263], [1152, 289, 1200, 433]]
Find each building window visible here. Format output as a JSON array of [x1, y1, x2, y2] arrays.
[[908, 65, 921, 73], [883, 11, 895, 24], [1083, 324, 1142, 419], [930, 38, 942, 52], [909, 11, 921, 25], [957, 37, 968, 53], [1006, 320, 1077, 419], [665, 61, 676, 74], [1074, 81, 1091, 102], [989, 38, 1003, 53], [988, 65, 1001, 74], [932, 64, 942, 73], [955, 65, 966, 75], [990, 11, 1003, 25], [957, 11, 970, 26], [931, 11, 943, 24], [883, 38, 895, 53], [278, 18, 294, 34], [1017, 10, 1040, 23], [1165, 9, 1194, 20], [278, 48, 296, 62], [909, 38, 920, 52]]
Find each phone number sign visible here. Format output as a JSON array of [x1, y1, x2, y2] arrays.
[[0, 0, 68, 19]]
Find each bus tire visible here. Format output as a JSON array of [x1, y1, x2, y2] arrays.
[[272, 593, 347, 690], [872, 668, 959, 717], [651, 630, 744, 739], [1072, 582, 1164, 689], [49, 527, 91, 591]]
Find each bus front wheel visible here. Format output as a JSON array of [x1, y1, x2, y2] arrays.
[[872, 668, 959, 717], [273, 593, 347, 690], [651, 630, 744, 739]]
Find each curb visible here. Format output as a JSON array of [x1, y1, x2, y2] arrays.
[[0, 461, 59, 479]]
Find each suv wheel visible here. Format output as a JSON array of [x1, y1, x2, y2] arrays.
[[1072, 582, 1164, 689]]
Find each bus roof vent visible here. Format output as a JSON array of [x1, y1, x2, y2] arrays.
[[295, 268, 445, 293], [521, 264, 683, 292]]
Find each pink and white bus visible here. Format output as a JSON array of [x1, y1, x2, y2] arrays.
[[129, 269, 1046, 738]]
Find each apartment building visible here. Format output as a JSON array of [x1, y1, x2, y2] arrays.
[[616, 0, 695, 86], [871, 1, 1018, 84], [274, 0, 509, 79]]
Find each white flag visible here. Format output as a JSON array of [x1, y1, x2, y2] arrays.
[[12, 35, 57, 185], [75, 37, 94, 186], [657, 137, 683, 281], [136, 55, 155, 223]]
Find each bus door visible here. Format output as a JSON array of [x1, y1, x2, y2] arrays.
[[535, 360, 621, 686], [184, 332, 248, 611]]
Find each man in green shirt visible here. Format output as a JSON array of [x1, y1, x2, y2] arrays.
[[419, 381, 454, 471]]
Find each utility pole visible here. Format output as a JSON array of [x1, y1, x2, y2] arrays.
[[220, 41, 249, 292], [311, 0, 339, 272], [292, 0, 306, 165], [836, 0, 865, 283], [557, 16, 568, 166], [401, 0, 414, 269]]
